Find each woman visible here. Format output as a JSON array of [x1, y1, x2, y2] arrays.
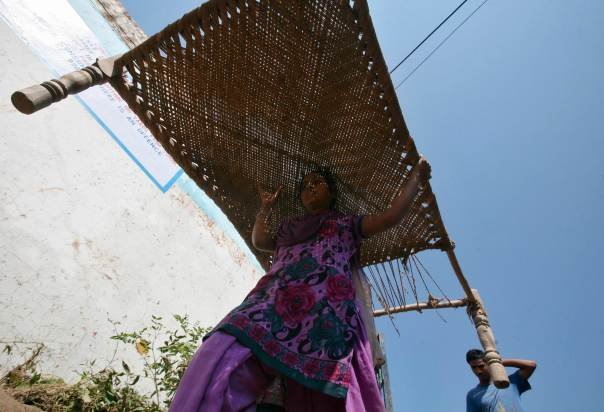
[[170, 157, 430, 411]]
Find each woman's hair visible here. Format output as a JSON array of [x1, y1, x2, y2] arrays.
[[299, 166, 338, 209]]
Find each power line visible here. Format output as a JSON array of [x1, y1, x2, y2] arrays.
[[389, 0, 469, 75], [394, 0, 491, 90]]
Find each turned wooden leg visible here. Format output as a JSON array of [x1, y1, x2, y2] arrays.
[[446, 250, 509, 388], [11, 56, 121, 115], [469, 288, 510, 388]]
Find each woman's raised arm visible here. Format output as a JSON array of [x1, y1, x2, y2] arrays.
[[361, 157, 430, 238], [252, 185, 283, 252]]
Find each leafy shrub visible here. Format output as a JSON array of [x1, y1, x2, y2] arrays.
[[1, 314, 209, 411]]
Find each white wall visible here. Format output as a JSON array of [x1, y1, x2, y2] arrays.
[[0, 18, 261, 382]]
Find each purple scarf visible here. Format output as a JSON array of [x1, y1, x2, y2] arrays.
[[275, 210, 343, 248]]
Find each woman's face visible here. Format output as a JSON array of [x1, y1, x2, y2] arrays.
[[300, 173, 333, 212]]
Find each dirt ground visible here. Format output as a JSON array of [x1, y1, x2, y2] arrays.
[[0, 388, 42, 412]]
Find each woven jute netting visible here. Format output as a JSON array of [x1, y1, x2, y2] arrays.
[[110, 0, 453, 272]]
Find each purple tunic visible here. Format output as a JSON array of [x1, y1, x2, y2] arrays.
[[212, 212, 365, 398]]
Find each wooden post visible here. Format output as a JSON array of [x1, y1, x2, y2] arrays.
[[376, 333, 395, 412], [353, 268, 386, 367], [447, 250, 509, 388], [11, 55, 121, 115]]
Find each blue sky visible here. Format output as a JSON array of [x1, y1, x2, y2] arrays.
[[120, 0, 604, 410]]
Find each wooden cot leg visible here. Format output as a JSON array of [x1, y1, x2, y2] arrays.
[[446, 250, 509, 388], [469, 288, 510, 388], [11, 55, 121, 115]]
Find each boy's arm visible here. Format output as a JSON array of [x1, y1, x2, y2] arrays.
[[502, 358, 537, 380]]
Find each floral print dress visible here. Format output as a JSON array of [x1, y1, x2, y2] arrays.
[[213, 213, 365, 398]]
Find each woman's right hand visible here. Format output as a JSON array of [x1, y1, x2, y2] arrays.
[[258, 185, 283, 210], [253, 185, 282, 252]]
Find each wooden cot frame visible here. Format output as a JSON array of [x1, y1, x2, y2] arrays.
[[11, 56, 510, 388]]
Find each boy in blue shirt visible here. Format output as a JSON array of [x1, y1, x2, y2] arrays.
[[466, 349, 537, 412]]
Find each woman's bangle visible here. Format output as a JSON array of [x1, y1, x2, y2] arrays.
[[256, 207, 272, 220]]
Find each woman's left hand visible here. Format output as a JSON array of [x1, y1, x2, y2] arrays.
[[409, 155, 431, 186], [361, 155, 431, 238]]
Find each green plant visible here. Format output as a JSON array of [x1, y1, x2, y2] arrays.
[[111, 314, 210, 408], [1, 314, 209, 411]]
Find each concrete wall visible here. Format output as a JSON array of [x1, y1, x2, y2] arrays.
[[0, 15, 262, 382]]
